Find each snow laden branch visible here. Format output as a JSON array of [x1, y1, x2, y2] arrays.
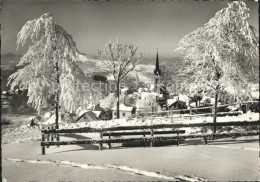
[[8, 13, 98, 113], [176, 1, 258, 99], [97, 39, 143, 85], [97, 39, 143, 118]]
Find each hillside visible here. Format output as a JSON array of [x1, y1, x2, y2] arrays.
[[77, 53, 155, 83]]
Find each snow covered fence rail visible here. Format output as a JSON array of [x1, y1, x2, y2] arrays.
[[147, 111, 243, 120], [42, 120, 259, 133], [139, 101, 259, 117], [41, 120, 259, 154], [41, 130, 259, 146]]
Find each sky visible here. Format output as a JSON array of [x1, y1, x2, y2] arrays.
[[1, 0, 258, 63]]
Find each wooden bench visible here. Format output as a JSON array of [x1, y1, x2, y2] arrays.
[[102, 129, 186, 149]]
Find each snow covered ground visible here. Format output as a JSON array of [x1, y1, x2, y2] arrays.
[[2, 136, 259, 181], [57, 112, 259, 130], [2, 112, 259, 181]]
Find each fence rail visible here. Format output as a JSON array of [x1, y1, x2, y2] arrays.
[[137, 101, 259, 115], [41, 130, 259, 147], [145, 111, 243, 120], [42, 120, 259, 134]]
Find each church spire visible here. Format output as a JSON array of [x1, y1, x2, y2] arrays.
[[154, 48, 161, 76]]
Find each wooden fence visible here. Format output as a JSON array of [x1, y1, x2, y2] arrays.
[[136, 101, 259, 117], [41, 120, 259, 155]]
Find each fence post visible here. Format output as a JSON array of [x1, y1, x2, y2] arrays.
[[189, 108, 192, 120], [150, 128, 154, 147], [55, 126, 60, 147], [108, 132, 111, 149], [203, 121, 208, 145], [51, 126, 54, 142], [143, 133, 146, 147], [56, 125, 60, 142], [99, 131, 103, 150], [177, 129, 180, 146], [246, 102, 249, 113], [47, 127, 50, 148], [41, 133, 45, 155]]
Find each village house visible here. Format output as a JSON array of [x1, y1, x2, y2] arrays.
[[112, 104, 135, 119]]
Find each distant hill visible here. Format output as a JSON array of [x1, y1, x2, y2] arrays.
[[1, 53, 22, 90], [77, 53, 155, 83], [1, 52, 186, 91]]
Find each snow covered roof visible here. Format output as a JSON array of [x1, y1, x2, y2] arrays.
[[43, 115, 62, 125], [121, 87, 129, 92], [76, 111, 98, 122], [112, 104, 133, 112], [138, 88, 144, 93], [92, 111, 102, 117], [251, 91, 259, 99], [106, 73, 114, 81], [167, 98, 178, 107], [44, 112, 53, 119], [178, 94, 191, 103], [2, 91, 8, 95], [150, 84, 155, 91], [79, 109, 91, 116]]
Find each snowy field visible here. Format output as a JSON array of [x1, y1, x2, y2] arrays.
[[2, 136, 259, 181]]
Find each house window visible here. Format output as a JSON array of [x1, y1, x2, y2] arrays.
[[122, 113, 125, 116], [114, 112, 116, 115]]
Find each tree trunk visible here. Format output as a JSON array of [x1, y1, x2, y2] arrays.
[[55, 61, 59, 130], [213, 89, 219, 134], [116, 82, 120, 119]]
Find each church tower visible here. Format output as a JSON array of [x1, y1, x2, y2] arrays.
[[154, 49, 161, 93]]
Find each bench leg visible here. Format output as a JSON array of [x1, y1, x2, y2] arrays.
[[150, 129, 154, 147], [177, 130, 180, 146], [143, 134, 146, 147], [108, 133, 111, 149], [47, 134, 50, 148], [99, 132, 103, 150], [42, 146, 45, 155], [99, 143, 103, 150], [41, 133, 46, 155], [204, 137, 208, 145]]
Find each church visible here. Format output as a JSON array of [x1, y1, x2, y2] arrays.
[[135, 49, 171, 113], [153, 49, 171, 111]]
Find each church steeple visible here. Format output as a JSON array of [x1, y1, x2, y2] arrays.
[[154, 48, 161, 76], [154, 48, 161, 94]]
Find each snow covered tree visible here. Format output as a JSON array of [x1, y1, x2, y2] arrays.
[[98, 39, 143, 118], [8, 13, 96, 129], [176, 1, 258, 133]]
